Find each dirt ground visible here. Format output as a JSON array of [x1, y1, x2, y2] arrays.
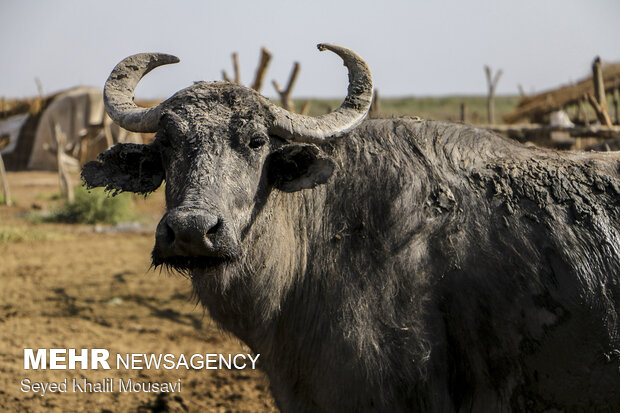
[[0, 172, 278, 412]]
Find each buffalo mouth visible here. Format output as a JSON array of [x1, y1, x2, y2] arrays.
[[151, 254, 231, 276]]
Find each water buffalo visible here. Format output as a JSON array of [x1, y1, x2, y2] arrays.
[[83, 44, 620, 412]]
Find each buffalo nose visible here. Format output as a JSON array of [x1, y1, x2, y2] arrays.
[[156, 209, 221, 257]]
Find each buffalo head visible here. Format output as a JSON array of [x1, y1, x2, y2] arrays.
[[82, 44, 373, 273]]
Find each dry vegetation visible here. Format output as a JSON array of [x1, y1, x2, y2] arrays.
[[291, 95, 521, 123], [2, 94, 520, 124], [0, 172, 277, 412]]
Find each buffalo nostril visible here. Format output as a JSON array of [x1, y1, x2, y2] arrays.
[[207, 220, 221, 235], [158, 211, 225, 257]]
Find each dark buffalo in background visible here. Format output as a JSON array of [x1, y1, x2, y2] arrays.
[[83, 44, 620, 412]]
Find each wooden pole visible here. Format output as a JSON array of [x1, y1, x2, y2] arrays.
[[591, 57, 612, 127], [613, 79, 619, 125], [460, 102, 466, 122], [251, 47, 272, 92], [53, 123, 74, 203], [592, 57, 608, 112], [103, 116, 114, 148], [485, 65, 503, 124], [579, 96, 590, 125], [35, 77, 44, 98], [272, 61, 300, 112], [32, 77, 45, 114], [587, 93, 613, 127], [222, 52, 241, 84], [369, 89, 380, 118], [0, 152, 11, 206], [299, 101, 311, 115], [232, 52, 241, 84]]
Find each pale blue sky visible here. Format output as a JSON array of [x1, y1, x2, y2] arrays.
[[1, 0, 619, 99]]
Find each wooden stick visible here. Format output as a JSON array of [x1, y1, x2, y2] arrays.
[[369, 89, 380, 117], [272, 80, 287, 109], [103, 116, 114, 148], [587, 93, 613, 127], [299, 101, 311, 115], [35, 77, 44, 98], [232, 52, 241, 84], [32, 77, 44, 115], [272, 79, 295, 111], [592, 57, 609, 114], [613, 79, 619, 125], [579, 96, 590, 125], [284, 62, 300, 96], [0, 152, 11, 206], [251, 47, 272, 92], [272, 62, 300, 112], [484, 66, 503, 124], [53, 123, 74, 203]]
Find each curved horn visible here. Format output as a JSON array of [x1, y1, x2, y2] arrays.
[[268, 44, 373, 143], [104, 53, 180, 133]]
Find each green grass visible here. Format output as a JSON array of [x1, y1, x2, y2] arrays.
[[0, 226, 66, 243], [0, 193, 16, 205], [292, 95, 521, 124], [47, 185, 135, 225], [35, 192, 63, 201]]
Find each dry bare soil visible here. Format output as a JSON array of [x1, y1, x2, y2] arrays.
[[0, 172, 277, 412]]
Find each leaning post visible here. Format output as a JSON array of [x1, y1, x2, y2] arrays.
[[591, 57, 612, 127], [613, 78, 619, 125], [273, 61, 301, 112], [251, 47, 272, 92], [0, 151, 11, 206], [53, 123, 74, 203], [232, 52, 241, 84], [484, 65, 503, 124], [369, 89, 380, 118], [460, 102, 466, 123]]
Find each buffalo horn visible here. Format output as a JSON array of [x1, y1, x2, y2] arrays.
[[268, 44, 373, 143], [103, 53, 179, 133]]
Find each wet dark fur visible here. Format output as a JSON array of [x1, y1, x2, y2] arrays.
[[195, 119, 620, 412], [83, 84, 620, 412]]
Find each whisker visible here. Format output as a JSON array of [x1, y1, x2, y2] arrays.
[[151, 255, 231, 277]]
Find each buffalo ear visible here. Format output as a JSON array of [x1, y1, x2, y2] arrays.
[[268, 144, 336, 192], [81, 143, 164, 194]]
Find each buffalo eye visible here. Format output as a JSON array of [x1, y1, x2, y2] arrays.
[[249, 135, 267, 150]]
